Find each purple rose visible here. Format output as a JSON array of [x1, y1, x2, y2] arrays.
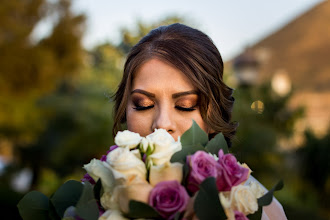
[[234, 210, 249, 220], [149, 180, 189, 220], [186, 151, 218, 193], [216, 150, 249, 191]]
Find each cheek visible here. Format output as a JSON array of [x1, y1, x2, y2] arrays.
[[192, 114, 208, 133], [179, 111, 208, 134], [126, 108, 153, 137]]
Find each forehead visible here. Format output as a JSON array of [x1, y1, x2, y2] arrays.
[[131, 58, 195, 91]]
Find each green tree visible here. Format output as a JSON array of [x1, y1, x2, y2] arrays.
[[118, 16, 188, 54]]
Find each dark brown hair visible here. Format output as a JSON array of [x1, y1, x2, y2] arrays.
[[113, 23, 237, 146]]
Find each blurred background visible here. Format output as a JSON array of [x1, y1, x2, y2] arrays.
[[0, 0, 329, 219]]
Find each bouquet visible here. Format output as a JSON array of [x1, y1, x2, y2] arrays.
[[18, 121, 283, 220]]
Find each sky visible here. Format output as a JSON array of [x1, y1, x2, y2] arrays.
[[71, 0, 324, 61]]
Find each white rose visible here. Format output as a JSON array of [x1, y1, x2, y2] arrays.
[[219, 192, 235, 220], [99, 209, 129, 220], [117, 178, 153, 214], [107, 147, 147, 181], [249, 181, 266, 199], [83, 159, 116, 193], [101, 175, 153, 214], [100, 191, 119, 210], [230, 184, 258, 215], [149, 162, 183, 186], [139, 137, 153, 153], [147, 129, 182, 166], [115, 130, 142, 149]]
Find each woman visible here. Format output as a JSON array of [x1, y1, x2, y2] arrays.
[[113, 23, 287, 219]]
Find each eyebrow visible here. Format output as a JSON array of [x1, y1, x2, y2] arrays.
[[131, 89, 198, 99], [131, 89, 155, 98], [172, 90, 198, 99]]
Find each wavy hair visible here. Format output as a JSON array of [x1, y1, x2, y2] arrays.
[[113, 23, 238, 146]]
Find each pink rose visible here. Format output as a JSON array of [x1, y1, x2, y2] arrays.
[[234, 210, 249, 220], [216, 150, 249, 191], [149, 180, 189, 220], [186, 151, 218, 193]]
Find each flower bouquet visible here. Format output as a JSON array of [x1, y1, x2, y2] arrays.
[[18, 121, 283, 220]]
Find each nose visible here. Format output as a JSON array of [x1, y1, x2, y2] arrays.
[[151, 105, 176, 134]]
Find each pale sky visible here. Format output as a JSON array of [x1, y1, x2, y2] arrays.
[[71, 0, 324, 61]]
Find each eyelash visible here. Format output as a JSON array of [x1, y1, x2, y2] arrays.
[[133, 105, 154, 111], [175, 106, 196, 112], [133, 105, 196, 112]]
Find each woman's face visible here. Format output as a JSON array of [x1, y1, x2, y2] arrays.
[[126, 58, 208, 141]]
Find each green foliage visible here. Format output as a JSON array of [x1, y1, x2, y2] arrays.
[[50, 180, 83, 217], [180, 120, 208, 148], [126, 200, 162, 219], [17, 191, 50, 220], [18, 180, 99, 220], [194, 177, 226, 220], [117, 16, 188, 54], [171, 121, 229, 163], [75, 182, 99, 220], [0, 0, 86, 95], [257, 180, 284, 206], [231, 84, 302, 178], [205, 133, 229, 155], [296, 130, 330, 218]]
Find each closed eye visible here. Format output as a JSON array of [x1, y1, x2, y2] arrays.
[[175, 106, 196, 112], [133, 105, 154, 111]]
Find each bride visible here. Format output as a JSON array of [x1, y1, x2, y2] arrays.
[[112, 23, 287, 220]]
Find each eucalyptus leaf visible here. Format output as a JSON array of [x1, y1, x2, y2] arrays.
[[182, 163, 190, 186], [17, 191, 50, 220], [258, 180, 284, 206], [48, 201, 61, 220], [76, 182, 99, 220], [50, 180, 84, 218], [248, 207, 262, 220], [125, 200, 162, 219], [170, 143, 205, 163], [194, 177, 226, 220], [93, 179, 102, 201], [205, 132, 228, 154], [171, 121, 209, 163], [181, 120, 208, 148]]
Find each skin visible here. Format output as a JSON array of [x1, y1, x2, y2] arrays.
[[126, 58, 287, 219], [126, 58, 209, 141]]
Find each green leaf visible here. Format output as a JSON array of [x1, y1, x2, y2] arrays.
[[48, 201, 61, 220], [181, 120, 209, 148], [171, 121, 209, 163], [205, 132, 229, 154], [174, 211, 182, 220], [50, 180, 84, 218], [93, 179, 102, 201], [248, 207, 262, 220], [258, 180, 284, 206], [182, 163, 190, 186], [125, 200, 162, 219], [17, 191, 50, 220], [194, 177, 226, 220], [171, 143, 206, 163], [75, 182, 99, 220]]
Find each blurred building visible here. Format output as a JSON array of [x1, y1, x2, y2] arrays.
[[232, 1, 330, 146]]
